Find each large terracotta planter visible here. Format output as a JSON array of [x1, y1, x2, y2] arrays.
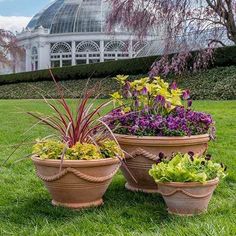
[[115, 134, 210, 193], [157, 178, 219, 216], [32, 156, 120, 210]]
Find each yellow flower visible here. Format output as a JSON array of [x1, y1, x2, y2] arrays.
[[110, 92, 123, 100], [153, 77, 169, 90], [171, 88, 183, 97], [130, 77, 149, 89], [124, 107, 131, 113], [115, 75, 129, 84]]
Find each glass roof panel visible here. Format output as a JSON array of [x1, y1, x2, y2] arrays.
[[26, 0, 110, 34]]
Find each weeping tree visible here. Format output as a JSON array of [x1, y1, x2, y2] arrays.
[[0, 29, 24, 73], [107, 0, 236, 76]]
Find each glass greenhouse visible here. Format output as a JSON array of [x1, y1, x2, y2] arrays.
[[16, 0, 159, 72]]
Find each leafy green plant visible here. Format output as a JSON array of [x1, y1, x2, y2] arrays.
[[149, 153, 227, 183], [32, 139, 123, 160], [111, 75, 183, 114]]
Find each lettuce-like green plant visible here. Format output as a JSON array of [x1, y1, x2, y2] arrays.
[[149, 153, 227, 183]]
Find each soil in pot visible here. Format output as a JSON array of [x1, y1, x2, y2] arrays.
[[157, 178, 219, 216], [116, 134, 210, 193], [32, 157, 120, 210]]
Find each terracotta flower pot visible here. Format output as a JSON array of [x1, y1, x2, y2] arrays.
[[115, 133, 210, 193], [32, 156, 120, 210], [157, 178, 219, 216]]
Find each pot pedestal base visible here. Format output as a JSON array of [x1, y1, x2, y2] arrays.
[[125, 183, 159, 193], [52, 199, 104, 210]]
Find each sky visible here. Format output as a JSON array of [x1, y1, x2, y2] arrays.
[[0, 0, 53, 33]]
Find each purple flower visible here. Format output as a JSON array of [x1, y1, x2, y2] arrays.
[[144, 105, 149, 113], [159, 152, 165, 160], [182, 90, 190, 100], [132, 90, 138, 97], [155, 95, 166, 107], [134, 99, 140, 107], [205, 154, 212, 161], [170, 81, 178, 90], [187, 100, 192, 107], [166, 102, 172, 109], [123, 82, 131, 90], [188, 151, 194, 157], [104, 106, 214, 137], [141, 87, 148, 95]]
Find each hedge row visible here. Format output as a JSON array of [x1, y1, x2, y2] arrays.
[[0, 56, 158, 85], [0, 45, 236, 85], [0, 66, 235, 100]]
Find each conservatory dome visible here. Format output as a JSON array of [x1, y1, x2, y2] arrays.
[[16, 0, 159, 74], [27, 0, 111, 34]]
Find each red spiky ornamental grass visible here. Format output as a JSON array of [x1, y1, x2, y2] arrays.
[[28, 70, 112, 148]]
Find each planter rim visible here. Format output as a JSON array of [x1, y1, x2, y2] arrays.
[[157, 177, 219, 187], [114, 133, 210, 140], [31, 156, 120, 168]]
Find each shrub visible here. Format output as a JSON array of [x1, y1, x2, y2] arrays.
[[0, 56, 158, 85], [0, 45, 236, 85], [0, 66, 235, 100]]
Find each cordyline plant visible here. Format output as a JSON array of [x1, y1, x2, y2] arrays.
[[2, 71, 139, 182], [0, 29, 24, 72], [107, 0, 236, 76], [28, 70, 113, 148]]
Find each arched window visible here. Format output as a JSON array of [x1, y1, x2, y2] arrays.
[[50, 42, 72, 68], [75, 41, 100, 64], [133, 41, 148, 56], [76, 41, 100, 52], [51, 42, 72, 53], [31, 46, 38, 71], [105, 41, 127, 52], [104, 41, 129, 61]]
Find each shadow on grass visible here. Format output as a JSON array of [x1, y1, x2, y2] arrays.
[[0, 175, 171, 227]]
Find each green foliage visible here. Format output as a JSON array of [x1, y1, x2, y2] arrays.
[[32, 139, 122, 160], [0, 45, 236, 85], [0, 100, 235, 235], [32, 139, 65, 160], [149, 153, 227, 183], [0, 56, 157, 85], [67, 142, 102, 160], [99, 139, 124, 159], [111, 75, 183, 113], [0, 66, 235, 100], [172, 66, 236, 100]]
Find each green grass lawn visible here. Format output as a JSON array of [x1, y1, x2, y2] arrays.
[[0, 100, 235, 236]]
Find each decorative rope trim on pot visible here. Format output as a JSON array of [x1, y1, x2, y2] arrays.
[[36, 165, 121, 183], [128, 148, 159, 161], [127, 144, 209, 161], [158, 188, 213, 199]]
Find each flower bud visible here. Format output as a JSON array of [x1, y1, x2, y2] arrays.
[[141, 87, 148, 95], [187, 100, 192, 107], [170, 81, 178, 90], [182, 90, 190, 100]]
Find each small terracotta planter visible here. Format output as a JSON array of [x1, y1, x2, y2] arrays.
[[32, 156, 120, 210], [157, 178, 219, 216], [115, 134, 210, 193]]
